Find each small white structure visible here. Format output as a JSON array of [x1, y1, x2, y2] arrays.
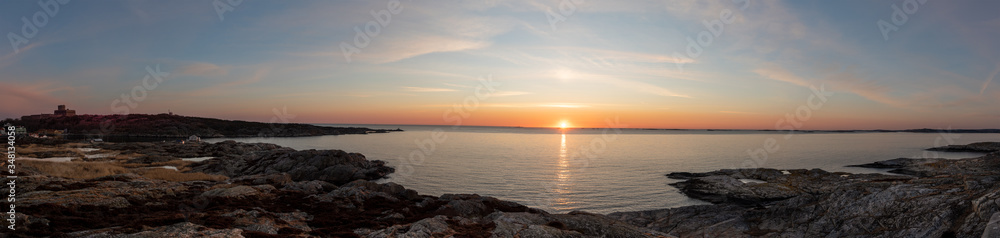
[[188, 135, 201, 142]]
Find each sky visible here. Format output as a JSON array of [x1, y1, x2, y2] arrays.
[[0, 0, 998, 130]]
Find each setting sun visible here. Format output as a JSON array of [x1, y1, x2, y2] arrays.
[[559, 121, 570, 129]]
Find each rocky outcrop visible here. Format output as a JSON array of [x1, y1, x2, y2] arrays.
[[13, 173, 673, 237], [12, 140, 670, 237], [611, 142, 1000, 237], [850, 152, 1000, 177], [94, 140, 283, 159], [927, 142, 1000, 153], [190, 147, 395, 185], [350, 190, 675, 238]]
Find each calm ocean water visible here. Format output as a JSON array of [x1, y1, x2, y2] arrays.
[[206, 125, 1000, 214]]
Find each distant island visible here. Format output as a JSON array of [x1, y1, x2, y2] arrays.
[[2, 105, 402, 141]]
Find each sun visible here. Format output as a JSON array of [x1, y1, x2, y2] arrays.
[[558, 120, 571, 129], [555, 68, 574, 81]]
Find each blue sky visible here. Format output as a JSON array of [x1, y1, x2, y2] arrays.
[[1, 0, 998, 129]]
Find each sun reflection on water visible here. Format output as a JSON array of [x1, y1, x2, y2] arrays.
[[552, 133, 577, 210]]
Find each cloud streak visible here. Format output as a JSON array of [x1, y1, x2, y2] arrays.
[[982, 62, 1000, 95], [402, 87, 457, 92]]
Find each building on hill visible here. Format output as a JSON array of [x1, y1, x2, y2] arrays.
[[54, 105, 76, 117], [22, 105, 77, 120]]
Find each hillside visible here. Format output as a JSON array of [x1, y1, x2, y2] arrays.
[[3, 114, 399, 138]]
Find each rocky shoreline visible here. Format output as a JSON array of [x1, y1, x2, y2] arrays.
[[11, 137, 1000, 237], [8, 140, 671, 237], [611, 142, 1000, 237]]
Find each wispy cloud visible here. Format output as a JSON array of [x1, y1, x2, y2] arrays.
[[421, 103, 595, 108], [754, 64, 908, 108], [491, 91, 532, 97], [402, 87, 457, 92], [442, 83, 474, 89], [175, 62, 228, 76], [184, 68, 270, 97], [599, 77, 692, 98], [0, 81, 69, 116], [536, 103, 591, 108], [982, 62, 1000, 95], [719, 111, 758, 114]]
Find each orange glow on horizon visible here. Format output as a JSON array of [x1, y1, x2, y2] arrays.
[[282, 104, 969, 130]]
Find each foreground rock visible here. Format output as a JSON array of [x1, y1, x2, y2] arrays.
[[13, 175, 672, 237], [11, 140, 671, 237], [610, 142, 1000, 237]]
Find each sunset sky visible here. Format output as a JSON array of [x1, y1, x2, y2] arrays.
[[1, 1, 998, 129]]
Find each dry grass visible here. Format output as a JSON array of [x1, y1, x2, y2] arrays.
[[135, 168, 228, 182], [153, 160, 193, 168], [18, 143, 228, 182], [18, 144, 83, 157], [21, 160, 127, 179], [22, 160, 226, 182]]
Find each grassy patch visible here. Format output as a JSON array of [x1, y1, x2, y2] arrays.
[[21, 160, 127, 179], [135, 168, 228, 182]]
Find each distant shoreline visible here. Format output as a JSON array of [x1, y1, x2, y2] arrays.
[[2, 114, 403, 143], [317, 123, 1000, 133]]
